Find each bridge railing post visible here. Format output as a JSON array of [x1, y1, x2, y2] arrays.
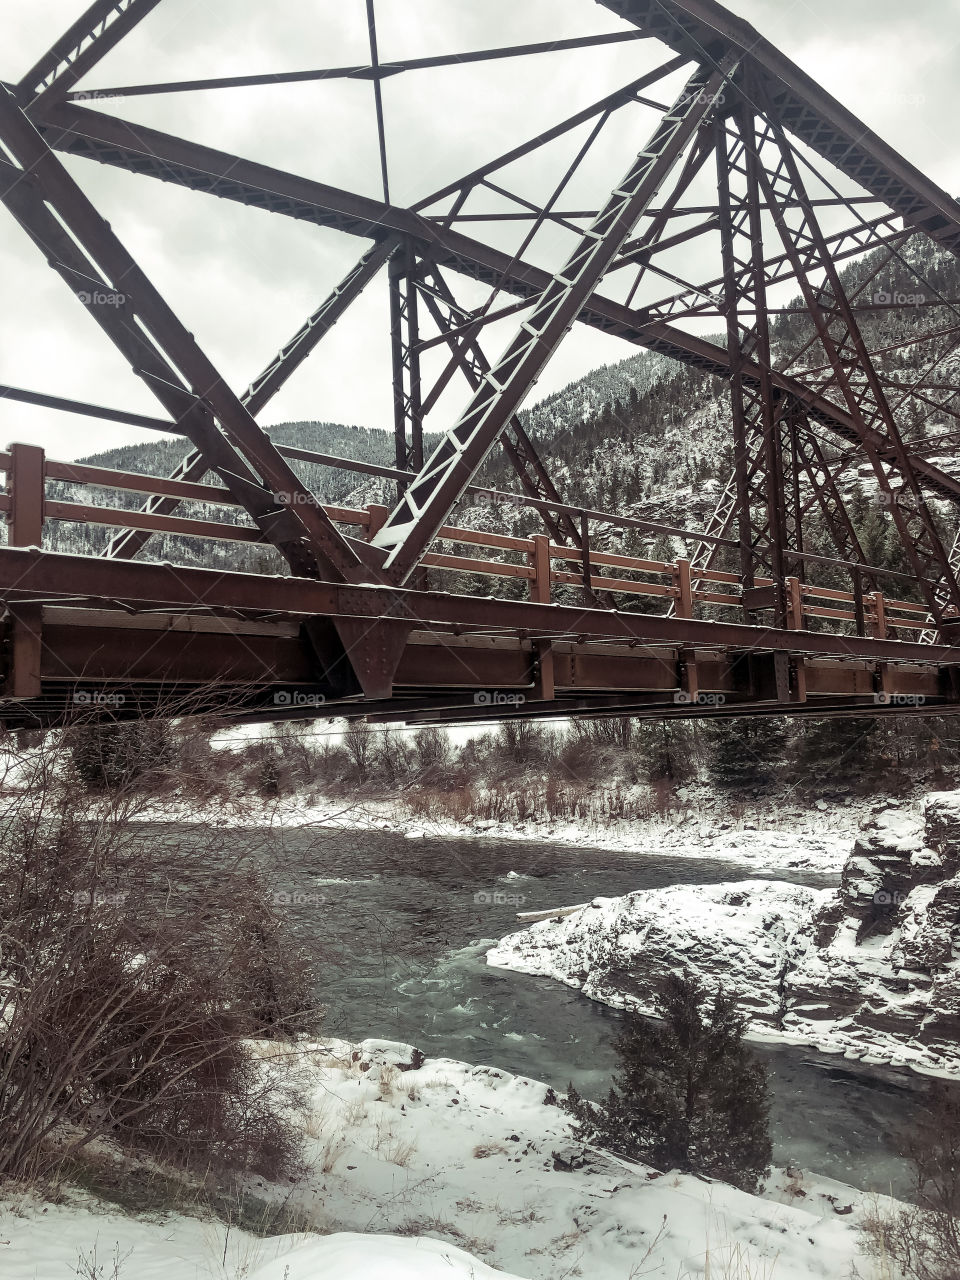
[[4, 442, 45, 698], [530, 534, 552, 605], [7, 442, 46, 548], [870, 591, 887, 639], [530, 533, 554, 700], [785, 576, 804, 629], [674, 558, 693, 618], [365, 503, 390, 541], [852, 566, 866, 636]]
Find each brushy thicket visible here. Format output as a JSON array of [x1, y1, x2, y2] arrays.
[[218, 711, 960, 819], [0, 719, 323, 1185]]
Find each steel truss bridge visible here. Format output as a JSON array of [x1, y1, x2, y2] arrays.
[[3, 0, 960, 729]]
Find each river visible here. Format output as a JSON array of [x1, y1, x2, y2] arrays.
[[151, 822, 924, 1198]]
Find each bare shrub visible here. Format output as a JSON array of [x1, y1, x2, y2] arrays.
[[493, 720, 550, 768], [72, 1241, 133, 1279], [69, 719, 173, 792], [343, 719, 373, 784], [862, 1082, 960, 1280], [0, 724, 321, 1184], [371, 733, 413, 787]]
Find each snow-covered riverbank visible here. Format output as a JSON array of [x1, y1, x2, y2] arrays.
[[1, 1038, 898, 1280], [149, 785, 914, 875]]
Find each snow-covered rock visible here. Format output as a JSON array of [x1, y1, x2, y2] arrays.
[[488, 790, 960, 1075], [487, 880, 825, 1020]]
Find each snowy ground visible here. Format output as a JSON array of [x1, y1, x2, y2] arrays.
[[0, 1039, 896, 1280], [0, 1203, 523, 1279]]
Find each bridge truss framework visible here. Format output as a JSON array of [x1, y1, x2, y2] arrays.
[[2, 0, 960, 727]]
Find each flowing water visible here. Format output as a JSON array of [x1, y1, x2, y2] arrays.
[[146, 822, 924, 1198]]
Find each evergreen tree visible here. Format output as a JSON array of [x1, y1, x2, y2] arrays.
[[704, 717, 788, 794], [793, 715, 892, 792], [563, 973, 771, 1193]]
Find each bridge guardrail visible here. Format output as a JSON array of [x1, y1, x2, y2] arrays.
[[0, 442, 932, 645]]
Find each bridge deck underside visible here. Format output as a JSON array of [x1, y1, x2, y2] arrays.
[[1, 547, 958, 730]]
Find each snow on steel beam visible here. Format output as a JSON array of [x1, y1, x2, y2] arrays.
[[597, 0, 960, 258], [16, 0, 163, 111], [369, 60, 739, 582]]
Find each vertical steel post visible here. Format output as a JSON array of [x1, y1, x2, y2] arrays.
[[7, 442, 45, 548], [5, 442, 45, 697], [389, 242, 424, 494], [715, 117, 759, 612], [530, 533, 555, 700]]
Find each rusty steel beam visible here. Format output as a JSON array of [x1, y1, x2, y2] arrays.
[[748, 96, 960, 636], [66, 31, 653, 100], [597, 0, 960, 258], [643, 211, 905, 322], [16, 0, 163, 111], [415, 265, 581, 547], [370, 60, 738, 581], [389, 243, 424, 487], [0, 88, 365, 583], [1, 546, 958, 665], [413, 56, 688, 213], [107, 236, 398, 559], [715, 110, 783, 612], [0, 384, 176, 433]]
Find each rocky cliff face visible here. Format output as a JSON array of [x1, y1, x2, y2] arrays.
[[488, 795, 960, 1075], [785, 798, 960, 1069]]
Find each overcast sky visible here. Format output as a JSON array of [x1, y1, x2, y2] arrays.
[[2, 0, 959, 462]]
